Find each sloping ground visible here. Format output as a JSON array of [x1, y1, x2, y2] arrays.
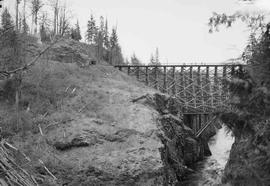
[[0, 40, 209, 185]]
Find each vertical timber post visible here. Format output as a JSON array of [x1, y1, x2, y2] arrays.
[[231, 65, 235, 77], [222, 66, 227, 102], [206, 66, 210, 112], [223, 66, 227, 79], [154, 67, 158, 90], [198, 66, 204, 112], [136, 66, 140, 80], [209, 66, 214, 109], [190, 66, 196, 112], [163, 66, 167, 93], [145, 66, 149, 86], [172, 66, 176, 95], [127, 66, 131, 75], [214, 66, 218, 108], [181, 66, 187, 112]]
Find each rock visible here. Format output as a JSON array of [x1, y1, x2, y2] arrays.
[[157, 113, 204, 184], [131, 92, 213, 184], [53, 132, 104, 151]]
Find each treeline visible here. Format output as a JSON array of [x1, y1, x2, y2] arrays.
[[85, 14, 124, 65], [125, 47, 161, 66], [0, 0, 126, 66], [0, 8, 28, 71], [9, 0, 83, 41], [1, 0, 164, 68]]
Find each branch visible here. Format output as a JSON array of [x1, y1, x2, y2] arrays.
[[131, 94, 149, 103], [38, 159, 57, 180]]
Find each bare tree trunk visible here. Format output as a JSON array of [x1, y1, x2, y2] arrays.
[[16, 0, 19, 31], [53, 0, 59, 35], [31, 14, 34, 34], [56, 5, 59, 35], [23, 0, 26, 23], [15, 89, 20, 130], [34, 13, 37, 34]]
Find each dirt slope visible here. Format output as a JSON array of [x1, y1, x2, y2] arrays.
[[0, 40, 208, 185]]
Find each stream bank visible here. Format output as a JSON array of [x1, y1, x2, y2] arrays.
[[181, 125, 234, 186], [137, 93, 219, 185]]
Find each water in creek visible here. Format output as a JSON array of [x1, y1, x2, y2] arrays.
[[183, 125, 234, 186]]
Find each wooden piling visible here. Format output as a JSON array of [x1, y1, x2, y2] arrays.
[[214, 66, 218, 107], [154, 67, 158, 89], [136, 66, 140, 80], [172, 66, 176, 95], [127, 66, 131, 75], [181, 66, 187, 112], [145, 66, 149, 86], [163, 66, 167, 93]]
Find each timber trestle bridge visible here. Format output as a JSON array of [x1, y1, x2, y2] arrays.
[[115, 64, 243, 137]]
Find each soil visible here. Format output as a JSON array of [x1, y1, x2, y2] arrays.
[[0, 39, 211, 185]]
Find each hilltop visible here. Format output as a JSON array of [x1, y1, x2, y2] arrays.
[[0, 39, 211, 185]]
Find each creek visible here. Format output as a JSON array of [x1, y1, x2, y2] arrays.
[[182, 125, 234, 186]]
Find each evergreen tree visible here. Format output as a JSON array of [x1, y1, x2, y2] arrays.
[[99, 16, 105, 35], [149, 48, 161, 65], [130, 53, 142, 65], [40, 22, 49, 42], [104, 18, 110, 49], [95, 16, 105, 61], [39, 13, 51, 42], [109, 27, 120, 64], [1, 8, 14, 31], [76, 20, 82, 41], [149, 54, 155, 65], [22, 18, 29, 34], [155, 47, 160, 64], [110, 44, 124, 65], [0, 8, 22, 70], [71, 20, 82, 41], [86, 14, 97, 44], [110, 27, 118, 48]]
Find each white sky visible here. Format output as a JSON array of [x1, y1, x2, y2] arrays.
[[3, 0, 269, 64]]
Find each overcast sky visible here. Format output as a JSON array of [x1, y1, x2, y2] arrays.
[[3, 0, 270, 64]]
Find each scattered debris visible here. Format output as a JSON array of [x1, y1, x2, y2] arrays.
[[38, 159, 57, 181], [0, 141, 38, 186]]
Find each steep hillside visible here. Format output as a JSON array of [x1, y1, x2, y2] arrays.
[[0, 40, 210, 185]]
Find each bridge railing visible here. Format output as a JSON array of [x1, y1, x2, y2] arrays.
[[115, 64, 244, 114]]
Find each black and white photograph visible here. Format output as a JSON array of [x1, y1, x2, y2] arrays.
[[0, 0, 269, 185]]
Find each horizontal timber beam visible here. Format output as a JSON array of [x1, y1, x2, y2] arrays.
[[114, 64, 245, 68]]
